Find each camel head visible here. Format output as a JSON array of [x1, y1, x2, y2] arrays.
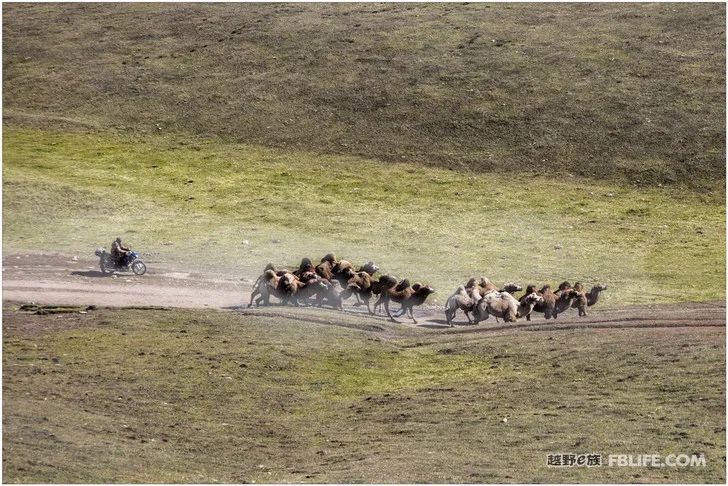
[[307, 278, 329, 293], [522, 292, 544, 306], [593, 284, 608, 292], [340, 267, 356, 280], [501, 282, 523, 294], [359, 261, 380, 276], [281, 273, 300, 293]]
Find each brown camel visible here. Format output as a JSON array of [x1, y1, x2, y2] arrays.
[[572, 283, 608, 316]]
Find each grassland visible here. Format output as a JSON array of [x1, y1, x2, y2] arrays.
[[3, 305, 725, 483], [3, 3, 725, 188], [3, 128, 725, 307], [2, 3, 725, 484]]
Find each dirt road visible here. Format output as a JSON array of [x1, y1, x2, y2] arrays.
[[2, 252, 246, 309], [2, 252, 725, 332]]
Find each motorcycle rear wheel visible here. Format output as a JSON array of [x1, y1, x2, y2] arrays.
[[100, 258, 111, 274]]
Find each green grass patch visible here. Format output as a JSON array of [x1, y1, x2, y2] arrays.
[[3, 128, 725, 306]]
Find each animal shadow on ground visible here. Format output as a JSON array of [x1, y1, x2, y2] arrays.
[[71, 270, 111, 278], [420, 318, 478, 328]]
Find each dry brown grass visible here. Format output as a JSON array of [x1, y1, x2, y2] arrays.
[[2, 305, 725, 483]]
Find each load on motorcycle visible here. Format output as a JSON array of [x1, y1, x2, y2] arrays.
[[95, 237, 147, 275]]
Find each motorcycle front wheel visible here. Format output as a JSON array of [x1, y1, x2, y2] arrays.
[[131, 260, 147, 276]]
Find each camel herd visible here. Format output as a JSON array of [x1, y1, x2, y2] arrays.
[[248, 254, 607, 326]]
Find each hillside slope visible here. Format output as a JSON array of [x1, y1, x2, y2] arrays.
[[3, 3, 725, 188]]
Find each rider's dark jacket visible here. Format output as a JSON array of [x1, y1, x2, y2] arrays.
[[111, 240, 130, 262]]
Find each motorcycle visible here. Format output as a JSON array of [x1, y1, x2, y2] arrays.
[[95, 248, 147, 275]]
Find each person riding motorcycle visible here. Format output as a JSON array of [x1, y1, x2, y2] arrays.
[[110, 237, 131, 266]]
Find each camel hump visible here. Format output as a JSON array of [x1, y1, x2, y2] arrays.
[[321, 253, 337, 263], [378, 275, 398, 289]]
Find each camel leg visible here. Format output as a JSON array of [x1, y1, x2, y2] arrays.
[[339, 288, 353, 302], [373, 295, 384, 315], [476, 310, 489, 324], [248, 290, 258, 308], [363, 296, 373, 315], [352, 293, 364, 306], [394, 306, 406, 317], [409, 306, 418, 325], [384, 298, 398, 323], [465, 311, 473, 324]]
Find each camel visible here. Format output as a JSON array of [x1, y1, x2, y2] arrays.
[[571, 283, 608, 316], [376, 276, 434, 324], [339, 267, 377, 314], [277, 272, 306, 305], [445, 279, 522, 325], [374, 275, 413, 321], [248, 269, 288, 307], [474, 291, 543, 323], [292, 257, 315, 279], [315, 253, 341, 281], [555, 287, 578, 315], [289, 276, 342, 309], [445, 285, 477, 326], [317, 279, 345, 310], [535, 284, 559, 320], [332, 260, 354, 286], [371, 275, 401, 315], [393, 283, 436, 324]]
